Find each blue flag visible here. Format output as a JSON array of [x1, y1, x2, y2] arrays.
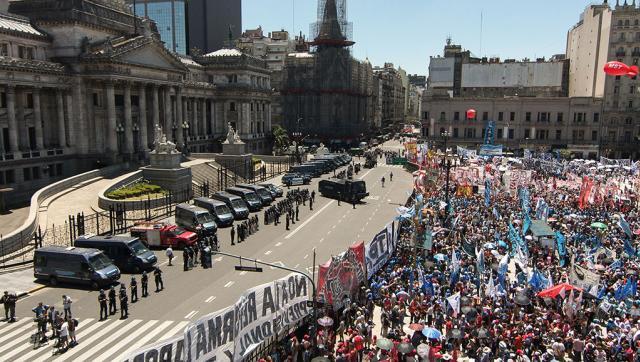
[[615, 278, 637, 300], [555, 231, 567, 267], [423, 277, 434, 296], [618, 216, 633, 239], [623, 238, 636, 258], [484, 178, 491, 207], [528, 269, 550, 291], [523, 213, 532, 235]]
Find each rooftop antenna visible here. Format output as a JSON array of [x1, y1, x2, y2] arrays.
[[479, 10, 483, 57], [292, 0, 295, 35]]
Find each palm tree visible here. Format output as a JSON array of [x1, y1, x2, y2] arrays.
[[272, 125, 290, 155]]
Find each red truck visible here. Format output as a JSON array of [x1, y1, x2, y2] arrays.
[[130, 222, 198, 249]]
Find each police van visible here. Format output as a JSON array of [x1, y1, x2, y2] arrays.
[[34, 246, 120, 289]]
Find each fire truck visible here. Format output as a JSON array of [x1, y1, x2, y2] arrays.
[[130, 222, 198, 249]]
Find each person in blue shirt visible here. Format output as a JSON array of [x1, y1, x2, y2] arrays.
[[32, 302, 49, 341]]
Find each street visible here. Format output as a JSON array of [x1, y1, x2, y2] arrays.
[[2, 156, 410, 361]]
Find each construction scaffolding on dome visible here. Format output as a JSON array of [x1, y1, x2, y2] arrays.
[[309, 0, 354, 49]]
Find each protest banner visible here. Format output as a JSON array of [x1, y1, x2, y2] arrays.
[[183, 306, 235, 362], [569, 264, 601, 290], [124, 334, 187, 362], [317, 242, 366, 310], [365, 228, 392, 279]]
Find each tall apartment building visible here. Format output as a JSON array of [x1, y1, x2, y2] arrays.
[[567, 1, 640, 158], [374, 63, 406, 129], [130, 0, 187, 54]]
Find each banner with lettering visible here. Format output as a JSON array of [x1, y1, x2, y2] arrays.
[[317, 242, 366, 310], [183, 306, 235, 361], [124, 335, 186, 362], [365, 227, 393, 279]]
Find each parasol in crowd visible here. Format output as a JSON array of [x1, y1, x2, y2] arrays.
[[476, 328, 490, 339], [514, 293, 531, 306], [397, 343, 414, 354], [422, 327, 442, 339], [409, 323, 425, 331], [376, 338, 394, 350], [317, 316, 334, 327], [590, 222, 608, 230], [537, 283, 583, 298], [483, 242, 496, 250], [416, 344, 430, 357], [396, 291, 410, 301], [448, 328, 463, 339]]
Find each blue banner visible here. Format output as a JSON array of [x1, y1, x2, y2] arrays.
[[523, 213, 532, 235], [484, 178, 491, 207], [479, 144, 503, 157], [556, 231, 567, 267], [484, 121, 496, 145]]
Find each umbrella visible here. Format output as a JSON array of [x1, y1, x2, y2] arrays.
[[376, 338, 394, 350], [434, 254, 446, 261], [483, 242, 496, 250], [416, 344, 430, 357], [397, 343, 414, 354], [477, 328, 490, 339], [497, 240, 508, 249], [317, 316, 333, 327], [514, 293, 531, 306], [460, 296, 471, 306], [396, 291, 410, 301], [409, 323, 425, 331], [537, 283, 583, 298], [311, 357, 331, 362], [422, 327, 442, 339], [634, 229, 640, 236], [448, 328, 463, 339], [461, 306, 477, 316], [590, 222, 608, 230], [525, 235, 533, 241]]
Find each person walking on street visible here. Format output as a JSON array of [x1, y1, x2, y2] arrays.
[[183, 247, 189, 271], [67, 316, 77, 346], [295, 204, 299, 221], [390, 172, 393, 181], [286, 213, 290, 230], [188, 247, 195, 268], [230, 226, 235, 245], [236, 224, 242, 243], [337, 192, 341, 206], [108, 286, 117, 315], [381, 176, 385, 187], [119, 284, 128, 319], [1, 291, 16, 322], [154, 267, 164, 292], [32, 302, 48, 342], [311, 190, 316, 203], [352, 197, 356, 209], [98, 289, 108, 320], [193, 243, 199, 266], [62, 295, 72, 319], [47, 306, 58, 339], [141, 271, 149, 297], [130, 276, 138, 303], [58, 317, 69, 351], [165, 247, 174, 266]]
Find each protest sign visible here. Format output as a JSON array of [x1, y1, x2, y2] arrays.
[[124, 334, 187, 362], [317, 242, 366, 309]]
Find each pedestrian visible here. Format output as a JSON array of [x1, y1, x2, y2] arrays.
[[108, 286, 117, 315], [286, 213, 290, 230], [337, 192, 341, 206], [291, 210, 295, 224], [32, 302, 48, 342], [61, 294, 73, 319], [154, 267, 164, 292], [296, 204, 300, 221], [141, 271, 149, 297], [188, 247, 195, 268], [352, 197, 356, 209], [390, 171, 393, 181], [1, 291, 12, 322], [310, 198, 313, 211], [58, 317, 69, 351], [98, 289, 108, 320], [166, 247, 174, 266], [230, 226, 236, 245], [193, 243, 199, 265], [119, 284, 128, 319], [311, 190, 315, 203], [67, 316, 77, 346], [47, 306, 58, 339], [236, 224, 242, 243], [130, 276, 138, 303], [183, 247, 189, 271]]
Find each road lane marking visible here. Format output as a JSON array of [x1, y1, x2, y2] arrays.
[[327, 230, 332, 235], [205, 296, 216, 303], [319, 238, 324, 243], [239, 271, 247, 276], [285, 200, 334, 239], [342, 215, 347, 219], [275, 242, 283, 246], [49, 319, 127, 362], [215, 257, 223, 262], [94, 320, 157, 361], [304, 254, 308, 259], [332, 225, 336, 229], [264, 250, 272, 255], [358, 169, 374, 180], [184, 310, 198, 319], [357, 234, 360, 238], [224, 281, 234, 288], [361, 227, 365, 232], [295, 264, 299, 268], [111, 320, 174, 361], [69, 319, 143, 361], [8, 318, 94, 361]]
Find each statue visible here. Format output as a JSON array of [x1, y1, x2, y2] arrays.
[[226, 122, 239, 144], [151, 124, 177, 154]]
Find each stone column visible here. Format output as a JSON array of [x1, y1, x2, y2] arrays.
[[6, 85, 17, 152], [33, 87, 44, 150], [191, 97, 198, 139], [164, 86, 172, 136], [123, 82, 133, 153], [72, 78, 88, 153], [65, 92, 75, 150], [138, 83, 148, 150], [152, 84, 160, 132], [56, 89, 66, 148], [503, 126, 509, 139], [201, 98, 206, 138], [105, 82, 118, 153], [15, 88, 27, 150], [175, 88, 183, 145], [209, 100, 215, 136], [531, 126, 536, 140]]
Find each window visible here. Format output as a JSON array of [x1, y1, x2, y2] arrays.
[[439, 112, 446, 121], [538, 112, 549, 122], [423, 111, 429, 119], [482, 112, 488, 121], [593, 113, 600, 123], [592, 130, 598, 141], [625, 20, 630, 26], [56, 163, 62, 176], [508, 129, 514, 139], [32, 167, 40, 180], [453, 128, 459, 138], [0, 43, 7, 56], [229, 102, 236, 111], [525, 112, 531, 122], [629, 100, 634, 109], [23, 167, 31, 181], [557, 112, 563, 122], [114, 95, 124, 107], [625, 117, 633, 125], [498, 112, 504, 121], [25, 93, 33, 109], [1, 92, 6, 108], [635, 59, 639, 65], [5, 170, 14, 184], [618, 20, 623, 26], [620, 33, 626, 41], [614, 86, 619, 94], [524, 129, 530, 139], [556, 130, 562, 140], [453, 112, 459, 121], [636, 20, 639, 26], [510, 112, 515, 121], [497, 128, 503, 139], [92, 93, 103, 107], [18, 46, 34, 59]]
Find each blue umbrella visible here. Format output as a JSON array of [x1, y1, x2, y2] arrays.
[[483, 242, 496, 250], [434, 254, 447, 262], [422, 327, 442, 339], [498, 240, 508, 249]]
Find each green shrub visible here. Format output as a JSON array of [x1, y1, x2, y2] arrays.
[[106, 182, 167, 200]]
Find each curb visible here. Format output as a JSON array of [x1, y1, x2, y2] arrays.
[[23, 284, 47, 297]]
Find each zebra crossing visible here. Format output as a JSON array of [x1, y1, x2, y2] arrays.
[[0, 317, 188, 362], [380, 164, 405, 168]]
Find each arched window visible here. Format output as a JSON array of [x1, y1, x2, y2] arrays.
[[625, 19, 630, 26], [618, 20, 624, 26]]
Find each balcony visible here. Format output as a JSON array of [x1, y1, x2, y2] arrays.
[[616, 51, 627, 57]]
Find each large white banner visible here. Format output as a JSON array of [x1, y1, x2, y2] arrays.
[[569, 264, 601, 291], [183, 306, 235, 361], [365, 222, 397, 279], [233, 273, 311, 360], [124, 334, 186, 362]]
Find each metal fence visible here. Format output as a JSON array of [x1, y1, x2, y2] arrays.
[[194, 160, 293, 198]]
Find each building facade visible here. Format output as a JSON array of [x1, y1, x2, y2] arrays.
[[374, 63, 406, 130], [186, 0, 241, 55], [0, 0, 270, 205], [130, 0, 187, 54]]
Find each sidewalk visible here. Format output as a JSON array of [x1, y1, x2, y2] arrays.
[[0, 268, 45, 296]]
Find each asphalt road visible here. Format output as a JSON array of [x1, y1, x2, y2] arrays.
[[5, 152, 411, 361]]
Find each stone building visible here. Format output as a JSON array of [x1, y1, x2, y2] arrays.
[[0, 0, 271, 204], [374, 63, 406, 130], [281, 0, 375, 144]]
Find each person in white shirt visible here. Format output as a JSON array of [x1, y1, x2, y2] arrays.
[[58, 320, 69, 350], [62, 295, 72, 318]]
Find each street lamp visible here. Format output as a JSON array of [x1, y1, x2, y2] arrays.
[[132, 123, 140, 153], [116, 122, 125, 154], [440, 131, 456, 226], [212, 249, 319, 346], [293, 117, 303, 164], [182, 121, 190, 155]]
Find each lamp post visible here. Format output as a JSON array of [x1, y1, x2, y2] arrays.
[[182, 121, 190, 155], [116, 122, 125, 154], [132, 123, 140, 154], [212, 249, 319, 346], [440, 131, 455, 226], [293, 117, 303, 164]]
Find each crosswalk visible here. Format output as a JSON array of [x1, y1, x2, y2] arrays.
[[0, 317, 188, 362], [380, 164, 405, 168]]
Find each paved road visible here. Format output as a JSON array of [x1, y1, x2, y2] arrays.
[[5, 158, 411, 361]]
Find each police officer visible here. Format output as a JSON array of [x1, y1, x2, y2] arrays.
[[154, 267, 164, 292], [183, 247, 189, 271], [295, 204, 300, 221], [1, 291, 16, 322], [119, 284, 128, 319], [337, 191, 342, 206], [236, 224, 242, 243], [108, 286, 117, 315], [98, 289, 108, 320], [311, 190, 316, 203], [230, 226, 235, 245], [141, 271, 149, 297], [310, 197, 313, 211], [285, 213, 290, 230], [130, 276, 138, 303], [352, 197, 356, 209], [193, 243, 199, 266]]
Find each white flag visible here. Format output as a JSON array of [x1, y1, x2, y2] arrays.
[[486, 274, 497, 298], [451, 250, 460, 273], [447, 292, 461, 315]]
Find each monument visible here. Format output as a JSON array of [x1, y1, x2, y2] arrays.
[[215, 123, 254, 179], [141, 125, 192, 194], [221, 122, 247, 155]]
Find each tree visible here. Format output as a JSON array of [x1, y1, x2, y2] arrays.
[[272, 125, 290, 155]]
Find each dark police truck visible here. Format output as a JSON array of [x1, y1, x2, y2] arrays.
[[318, 179, 369, 202]]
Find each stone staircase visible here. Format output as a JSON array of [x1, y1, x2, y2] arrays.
[[190, 162, 244, 197]]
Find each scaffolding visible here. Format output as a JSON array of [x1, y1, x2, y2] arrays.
[[310, 0, 353, 45]]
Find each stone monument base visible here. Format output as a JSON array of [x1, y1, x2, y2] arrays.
[[214, 154, 254, 180], [222, 142, 247, 155], [141, 166, 192, 197], [149, 152, 182, 169]]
